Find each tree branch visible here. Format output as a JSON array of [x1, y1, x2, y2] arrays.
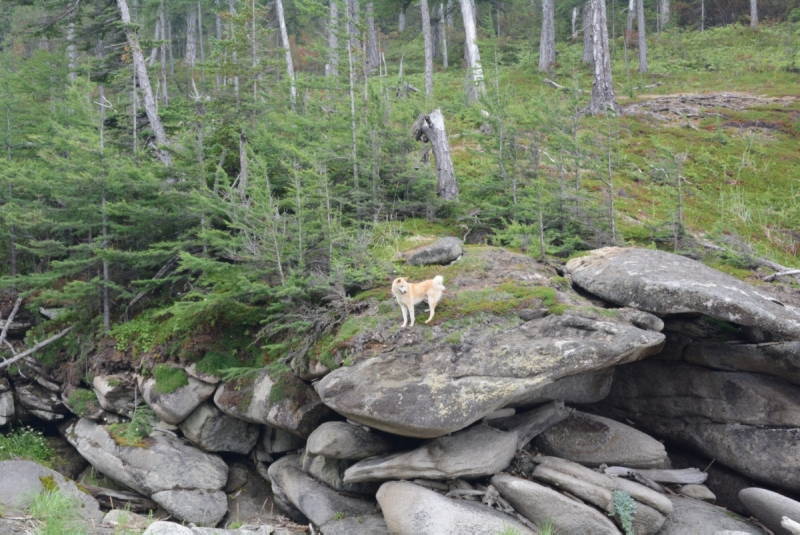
[[0, 296, 23, 348], [0, 326, 74, 371]]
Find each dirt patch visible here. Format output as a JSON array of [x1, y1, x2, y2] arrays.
[[623, 92, 798, 125]]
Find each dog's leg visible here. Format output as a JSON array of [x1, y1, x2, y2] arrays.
[[400, 303, 408, 328], [425, 296, 438, 324], [408, 302, 416, 327]]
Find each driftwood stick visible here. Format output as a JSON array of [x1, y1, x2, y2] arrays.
[[763, 269, 800, 282], [604, 466, 708, 485], [0, 326, 74, 370], [0, 296, 23, 347]]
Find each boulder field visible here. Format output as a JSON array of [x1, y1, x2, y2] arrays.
[[2, 244, 800, 533]]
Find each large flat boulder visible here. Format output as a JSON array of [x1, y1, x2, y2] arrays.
[[139, 374, 216, 425], [400, 236, 463, 265], [683, 341, 800, 386], [267, 455, 376, 527], [376, 480, 535, 535], [343, 424, 518, 483], [492, 473, 621, 534], [533, 410, 669, 468], [180, 402, 260, 454], [316, 311, 663, 438], [566, 247, 800, 339], [739, 487, 800, 535], [658, 496, 765, 534], [0, 460, 103, 523], [64, 418, 228, 525], [214, 369, 330, 437], [603, 360, 800, 491]]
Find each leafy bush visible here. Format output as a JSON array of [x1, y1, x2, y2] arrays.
[[0, 426, 54, 466]]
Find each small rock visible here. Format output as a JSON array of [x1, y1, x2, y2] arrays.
[[492, 473, 620, 534], [139, 374, 217, 425], [103, 509, 152, 530], [267, 455, 376, 527], [659, 496, 765, 534], [151, 489, 228, 528], [400, 236, 463, 265], [306, 421, 394, 460], [739, 487, 800, 535], [376, 480, 534, 535], [534, 410, 669, 468], [0, 377, 14, 426], [344, 424, 517, 483], [301, 450, 376, 495], [320, 514, 389, 534], [186, 363, 222, 384], [180, 402, 259, 454], [93, 374, 138, 417], [681, 484, 717, 502], [143, 521, 194, 535]]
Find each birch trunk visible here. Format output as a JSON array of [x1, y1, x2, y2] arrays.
[[582, 2, 593, 65], [538, 0, 555, 72], [116, 0, 171, 165], [365, 2, 380, 74], [413, 109, 458, 200], [459, 0, 485, 103], [588, 0, 618, 115], [159, 0, 168, 104], [398, 7, 406, 32], [325, 0, 339, 77], [700, 0, 705, 31], [625, 0, 634, 46], [67, 21, 78, 82], [421, 0, 434, 96], [185, 7, 198, 66], [275, 0, 297, 109], [438, 3, 448, 68], [636, 0, 647, 73], [750, 0, 758, 28], [659, 0, 670, 29], [572, 7, 579, 39]]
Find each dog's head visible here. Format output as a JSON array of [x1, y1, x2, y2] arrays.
[[392, 277, 409, 295]]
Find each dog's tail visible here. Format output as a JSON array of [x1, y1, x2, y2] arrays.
[[433, 275, 445, 290]]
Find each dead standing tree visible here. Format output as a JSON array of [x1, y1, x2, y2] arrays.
[[588, 0, 619, 115], [538, 0, 555, 72], [413, 109, 459, 200]]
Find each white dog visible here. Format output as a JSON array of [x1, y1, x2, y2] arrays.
[[391, 275, 445, 327]]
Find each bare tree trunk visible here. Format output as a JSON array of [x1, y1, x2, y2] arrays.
[[238, 132, 248, 199], [215, 1, 223, 88], [750, 0, 758, 28], [116, 0, 171, 165], [588, 0, 618, 115], [625, 0, 634, 46], [275, 0, 297, 109], [132, 62, 138, 154], [148, 18, 160, 66], [185, 6, 198, 67], [347, 0, 361, 56], [398, 7, 406, 32], [660, 0, 670, 29], [98, 85, 111, 332], [67, 20, 78, 82], [346, 9, 359, 188], [413, 109, 458, 200], [459, 0, 485, 103], [582, 2, 593, 64], [159, 0, 169, 104], [700, 0, 705, 31], [198, 2, 205, 62], [538, 0, 555, 72], [438, 3, 448, 68], [572, 6, 579, 39], [167, 17, 174, 76], [365, 2, 380, 74], [636, 0, 647, 73], [250, 0, 257, 99], [228, 0, 240, 101], [325, 0, 339, 77], [421, 0, 434, 96]]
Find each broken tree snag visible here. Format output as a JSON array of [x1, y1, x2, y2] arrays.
[[413, 109, 459, 200]]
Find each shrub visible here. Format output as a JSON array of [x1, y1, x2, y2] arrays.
[[0, 426, 54, 466]]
